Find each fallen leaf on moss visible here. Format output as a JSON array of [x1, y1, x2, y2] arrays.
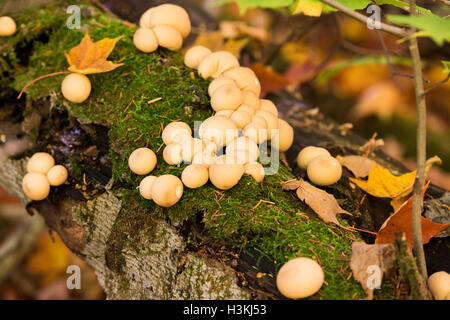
[[65, 33, 123, 74], [283, 179, 351, 227], [349, 156, 441, 199], [350, 242, 396, 299], [336, 155, 374, 178], [376, 183, 450, 247]]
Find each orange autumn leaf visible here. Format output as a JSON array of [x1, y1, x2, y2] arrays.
[[349, 156, 441, 199], [376, 182, 450, 247], [249, 62, 291, 96], [65, 33, 123, 74]]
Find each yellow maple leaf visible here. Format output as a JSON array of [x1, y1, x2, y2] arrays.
[[349, 156, 441, 199], [292, 0, 323, 17], [65, 33, 123, 74]]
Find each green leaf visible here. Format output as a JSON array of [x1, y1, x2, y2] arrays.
[[442, 61, 450, 74], [375, 0, 431, 15], [212, 0, 294, 14], [387, 14, 450, 46], [316, 56, 412, 85]]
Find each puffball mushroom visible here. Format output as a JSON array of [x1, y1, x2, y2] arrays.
[[27, 152, 55, 174], [208, 77, 236, 96], [139, 175, 157, 200], [242, 91, 261, 110], [237, 104, 255, 116], [163, 144, 183, 165], [0, 16, 16, 36], [243, 121, 268, 144], [184, 45, 212, 69], [244, 162, 265, 182], [162, 121, 192, 145], [180, 138, 205, 163], [276, 257, 324, 299], [47, 165, 68, 186], [296, 146, 331, 170], [151, 174, 184, 207], [140, 4, 191, 38], [198, 116, 239, 149], [128, 147, 157, 175], [210, 83, 243, 111], [209, 156, 244, 190], [230, 109, 252, 129], [61, 73, 91, 103], [192, 149, 216, 168], [307, 155, 342, 186], [215, 110, 234, 118], [277, 119, 294, 152], [181, 164, 209, 188], [222, 67, 261, 97], [133, 28, 158, 53], [198, 51, 239, 79], [22, 172, 50, 201], [226, 137, 259, 163], [153, 24, 183, 51], [259, 99, 278, 117], [255, 110, 278, 140], [428, 271, 450, 300]]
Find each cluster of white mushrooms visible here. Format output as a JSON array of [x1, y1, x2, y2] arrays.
[[296, 146, 342, 186], [183, 45, 294, 151], [133, 4, 191, 53], [0, 16, 16, 36], [22, 152, 68, 201]]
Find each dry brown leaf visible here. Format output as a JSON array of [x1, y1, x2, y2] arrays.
[[65, 33, 123, 74], [249, 62, 292, 96], [285, 179, 351, 227], [350, 242, 396, 299], [376, 183, 450, 247], [336, 155, 375, 178], [350, 156, 441, 199], [193, 31, 225, 52]]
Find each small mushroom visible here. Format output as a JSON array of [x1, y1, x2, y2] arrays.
[[61, 73, 91, 103], [163, 144, 183, 165], [180, 138, 205, 163], [0, 16, 16, 36], [128, 147, 157, 175], [276, 257, 324, 299], [307, 155, 342, 186], [181, 164, 209, 188], [162, 121, 192, 145], [208, 156, 244, 190], [214, 110, 234, 118], [242, 91, 260, 110], [133, 28, 158, 53], [236, 104, 255, 116], [210, 83, 243, 112], [184, 45, 212, 69], [152, 24, 183, 51], [259, 99, 278, 117], [198, 51, 239, 79], [140, 4, 191, 38], [192, 149, 216, 168], [139, 175, 157, 200], [27, 152, 55, 174], [244, 162, 265, 182], [243, 121, 268, 144], [296, 146, 331, 170], [22, 172, 50, 201], [428, 271, 450, 300], [226, 136, 259, 163], [208, 77, 236, 96], [198, 116, 239, 149], [230, 109, 252, 129], [255, 110, 279, 140], [151, 174, 184, 207], [222, 67, 261, 96], [47, 165, 68, 186], [276, 119, 294, 152]]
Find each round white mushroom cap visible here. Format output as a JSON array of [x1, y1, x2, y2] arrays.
[[27, 152, 55, 174], [22, 172, 50, 201], [140, 4, 191, 38], [184, 45, 212, 69], [128, 147, 157, 175], [47, 165, 68, 186], [296, 146, 331, 170], [181, 164, 209, 188], [61, 73, 91, 103], [151, 174, 184, 207]]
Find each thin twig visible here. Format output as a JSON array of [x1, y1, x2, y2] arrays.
[[421, 73, 450, 96], [408, 0, 428, 280], [17, 71, 69, 100], [319, 0, 408, 38]]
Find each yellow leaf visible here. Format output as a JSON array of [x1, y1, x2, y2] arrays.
[[224, 37, 250, 58], [292, 0, 323, 17], [350, 156, 442, 199], [65, 33, 123, 74]]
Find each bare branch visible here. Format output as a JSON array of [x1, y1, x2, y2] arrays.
[[421, 72, 450, 96]]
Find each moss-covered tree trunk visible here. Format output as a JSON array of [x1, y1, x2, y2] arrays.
[[0, 0, 443, 299]]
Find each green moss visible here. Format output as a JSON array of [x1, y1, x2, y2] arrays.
[[6, 3, 392, 299]]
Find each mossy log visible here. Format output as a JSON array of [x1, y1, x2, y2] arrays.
[[0, 0, 445, 299]]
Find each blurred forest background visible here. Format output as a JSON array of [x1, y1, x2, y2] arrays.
[[0, 0, 449, 299]]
